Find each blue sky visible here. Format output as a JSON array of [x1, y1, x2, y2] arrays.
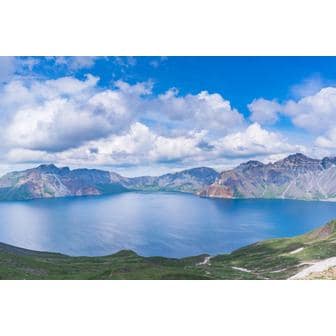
[[0, 56, 336, 176]]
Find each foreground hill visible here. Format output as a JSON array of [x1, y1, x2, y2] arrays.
[[0, 165, 218, 201], [1, 220, 336, 279], [200, 153, 336, 201]]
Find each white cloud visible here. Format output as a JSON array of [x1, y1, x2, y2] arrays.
[[2, 74, 238, 166], [283, 87, 336, 133], [290, 76, 325, 98], [5, 122, 303, 174], [65, 122, 205, 165], [5, 123, 206, 167], [1, 76, 152, 152], [6, 148, 47, 163], [0, 57, 43, 83], [149, 56, 168, 68], [212, 123, 305, 158], [248, 86, 336, 135], [0, 72, 306, 174], [151, 89, 244, 133], [114, 79, 153, 96], [247, 85, 336, 157], [248, 98, 281, 125], [0, 74, 99, 113], [0, 74, 245, 155], [315, 127, 336, 149], [5, 97, 116, 152], [54, 56, 99, 70], [113, 57, 137, 68]]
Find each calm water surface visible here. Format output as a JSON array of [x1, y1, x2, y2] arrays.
[[0, 192, 335, 258]]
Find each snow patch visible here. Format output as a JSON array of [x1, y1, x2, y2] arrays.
[[290, 257, 336, 279], [289, 247, 304, 255]]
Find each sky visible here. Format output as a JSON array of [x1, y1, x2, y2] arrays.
[[1, 56, 336, 176]]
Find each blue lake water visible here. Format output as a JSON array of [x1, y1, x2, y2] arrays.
[[0, 192, 336, 258]]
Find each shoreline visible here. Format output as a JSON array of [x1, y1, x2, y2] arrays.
[[1, 188, 336, 203], [0, 220, 335, 279]]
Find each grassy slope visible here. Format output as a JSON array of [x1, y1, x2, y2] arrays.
[[1, 221, 336, 280]]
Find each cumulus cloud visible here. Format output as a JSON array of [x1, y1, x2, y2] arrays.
[[0, 69, 305, 173], [248, 86, 336, 134], [5, 122, 206, 166], [0, 57, 44, 83], [315, 127, 336, 149], [73, 122, 204, 165], [1, 73, 243, 154], [248, 98, 281, 125], [5, 122, 303, 172], [150, 88, 244, 133], [212, 123, 305, 158], [290, 76, 325, 98], [247, 85, 336, 157], [283, 87, 336, 133], [1, 75, 152, 152], [54, 56, 99, 70]]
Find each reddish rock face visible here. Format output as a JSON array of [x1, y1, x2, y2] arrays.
[[306, 221, 336, 240], [198, 185, 233, 198]]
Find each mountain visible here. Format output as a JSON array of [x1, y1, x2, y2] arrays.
[[1, 219, 335, 279], [123, 167, 219, 193], [0, 164, 128, 201], [0, 164, 219, 201], [199, 153, 336, 201], [2, 153, 336, 201]]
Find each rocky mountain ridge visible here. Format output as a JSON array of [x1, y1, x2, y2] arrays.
[[2, 153, 336, 201], [200, 153, 336, 200], [0, 164, 219, 201]]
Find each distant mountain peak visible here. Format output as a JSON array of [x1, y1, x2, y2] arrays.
[[283, 153, 313, 162], [321, 156, 336, 169], [180, 167, 218, 174], [37, 163, 58, 169], [35, 164, 70, 174], [237, 160, 264, 170], [273, 153, 320, 169], [36, 163, 59, 171]]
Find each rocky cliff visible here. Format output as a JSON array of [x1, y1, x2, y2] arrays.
[[0, 165, 219, 201], [200, 153, 336, 201]]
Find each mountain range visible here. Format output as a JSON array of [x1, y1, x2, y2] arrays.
[[1, 153, 336, 201], [0, 164, 219, 201], [199, 153, 336, 201]]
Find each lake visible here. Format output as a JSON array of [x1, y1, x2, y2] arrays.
[[0, 192, 335, 258]]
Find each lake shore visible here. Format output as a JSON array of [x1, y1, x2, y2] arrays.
[[0, 220, 335, 280], [1, 193, 336, 258]]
